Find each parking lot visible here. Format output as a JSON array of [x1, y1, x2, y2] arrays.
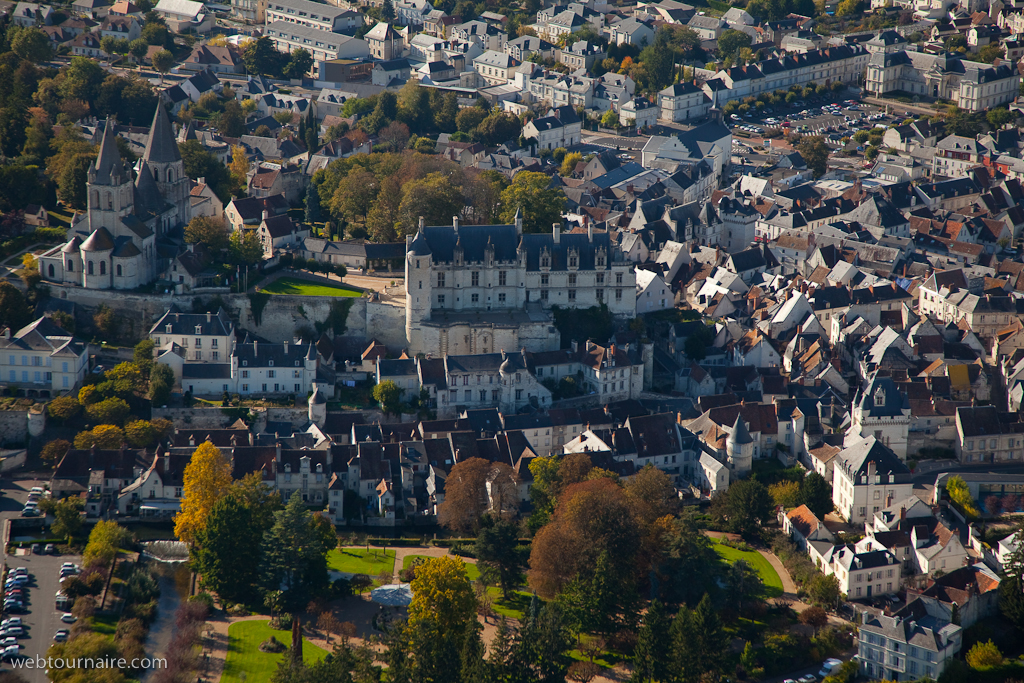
[[4, 550, 81, 683]]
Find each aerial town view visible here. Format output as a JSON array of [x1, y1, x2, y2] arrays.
[[0, 0, 1023, 680]]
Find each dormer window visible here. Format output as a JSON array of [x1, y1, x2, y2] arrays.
[[242, 360, 248, 367], [284, 463, 291, 472], [195, 325, 202, 334], [874, 389, 885, 407], [295, 360, 300, 366], [269, 360, 274, 366], [165, 325, 172, 334]]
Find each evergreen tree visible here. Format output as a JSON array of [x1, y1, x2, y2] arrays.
[[305, 183, 321, 224], [692, 593, 725, 678], [630, 600, 669, 683], [461, 622, 487, 683], [383, 625, 412, 683], [489, 618, 519, 683], [1001, 522, 1024, 628], [518, 604, 572, 683], [381, 0, 394, 21], [305, 108, 318, 152], [669, 606, 698, 683]]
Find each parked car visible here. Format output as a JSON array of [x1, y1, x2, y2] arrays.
[[0, 637, 17, 649], [53, 630, 69, 643], [0, 645, 19, 660], [1, 626, 24, 638], [818, 659, 844, 678], [60, 613, 76, 624], [44, 544, 56, 555], [798, 675, 817, 683], [2, 618, 22, 629]]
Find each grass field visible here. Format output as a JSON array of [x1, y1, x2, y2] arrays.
[[328, 548, 396, 577], [712, 538, 784, 598], [221, 620, 328, 683], [262, 276, 361, 297], [401, 555, 532, 620]]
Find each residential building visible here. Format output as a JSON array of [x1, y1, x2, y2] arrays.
[[832, 435, 914, 525], [154, 0, 212, 32], [264, 22, 369, 75], [474, 50, 519, 85], [858, 601, 962, 681], [658, 81, 712, 123], [847, 375, 912, 459], [265, 0, 361, 32], [0, 318, 90, 395], [954, 405, 1024, 465], [150, 308, 235, 365], [365, 21, 400, 60], [783, 504, 835, 550], [522, 105, 582, 151]]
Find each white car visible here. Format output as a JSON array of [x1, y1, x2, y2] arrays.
[[1, 618, 21, 629], [60, 613, 77, 624], [53, 630, 69, 643]]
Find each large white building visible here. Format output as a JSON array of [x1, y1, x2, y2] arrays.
[[39, 109, 191, 291], [846, 375, 912, 460], [404, 215, 636, 357], [264, 0, 360, 32], [0, 318, 90, 396], [832, 435, 914, 525], [264, 22, 369, 75], [865, 50, 1019, 113]]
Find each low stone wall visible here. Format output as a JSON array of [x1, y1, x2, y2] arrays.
[[0, 411, 29, 447], [151, 406, 244, 429]]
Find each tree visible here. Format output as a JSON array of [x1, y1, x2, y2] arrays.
[[229, 144, 250, 189], [799, 605, 828, 634], [474, 517, 523, 599], [194, 480, 278, 606], [85, 397, 131, 426], [630, 600, 670, 683], [174, 441, 233, 544], [128, 37, 148, 62], [600, 109, 619, 128], [797, 135, 829, 178], [83, 519, 130, 568], [243, 36, 284, 76], [801, 472, 833, 519], [1000, 520, 1024, 628], [305, 183, 321, 224], [10, 27, 52, 63], [438, 458, 493, 533], [41, 439, 71, 466], [132, 339, 155, 379], [409, 556, 477, 636], [283, 48, 313, 79], [475, 112, 522, 146], [261, 492, 333, 611], [807, 573, 842, 610], [396, 172, 463, 234], [966, 640, 1003, 669], [229, 229, 264, 266], [185, 216, 230, 251], [125, 420, 157, 447], [48, 396, 82, 423], [987, 107, 1014, 129], [498, 171, 567, 233], [561, 152, 583, 177], [151, 49, 173, 80], [718, 29, 752, 59], [381, 0, 395, 20], [51, 498, 84, 545], [691, 593, 725, 677], [0, 282, 32, 331], [105, 362, 145, 396], [372, 379, 402, 416], [330, 168, 378, 226], [149, 363, 174, 406], [73, 425, 126, 449], [456, 107, 488, 134], [721, 479, 774, 537], [378, 121, 410, 151]]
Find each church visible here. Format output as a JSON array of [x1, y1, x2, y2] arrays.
[[39, 106, 191, 290]]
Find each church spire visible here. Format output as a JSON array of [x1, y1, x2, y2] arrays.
[[92, 117, 124, 186], [143, 104, 181, 164]]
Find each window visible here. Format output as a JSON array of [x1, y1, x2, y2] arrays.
[[437, 273, 445, 287], [471, 293, 479, 303], [498, 271, 506, 286], [569, 254, 577, 267], [541, 290, 549, 300], [568, 274, 577, 286], [541, 274, 549, 286], [464, 390, 471, 401], [597, 273, 604, 285], [498, 293, 506, 303], [195, 338, 202, 348], [615, 289, 622, 300], [597, 289, 604, 301], [213, 352, 219, 360], [100, 262, 105, 275], [471, 271, 479, 286], [480, 390, 486, 401], [295, 384, 301, 392], [242, 370, 249, 378], [268, 370, 276, 378], [568, 290, 576, 301], [438, 294, 446, 306], [515, 389, 523, 400], [616, 272, 623, 285], [88, 261, 94, 275]]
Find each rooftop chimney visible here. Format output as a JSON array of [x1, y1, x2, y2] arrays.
[[553, 222, 560, 244], [262, 210, 269, 221], [419, 215, 425, 231], [453, 216, 459, 233], [253, 340, 258, 356], [206, 311, 212, 323], [283, 341, 288, 354]]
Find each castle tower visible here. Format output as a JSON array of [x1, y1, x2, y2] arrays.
[[143, 105, 190, 232], [499, 350, 516, 414], [86, 118, 134, 234], [726, 413, 753, 476], [308, 385, 327, 427], [406, 216, 432, 354]]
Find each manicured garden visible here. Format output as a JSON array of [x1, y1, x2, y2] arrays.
[[221, 620, 328, 683], [711, 538, 784, 598], [262, 276, 362, 297], [327, 548, 396, 576]]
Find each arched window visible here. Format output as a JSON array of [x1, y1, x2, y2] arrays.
[[116, 264, 122, 277], [91, 190, 99, 207], [168, 169, 174, 182], [67, 261, 73, 273], [100, 261, 106, 275], [106, 192, 112, 210], [47, 264, 54, 278], [87, 261, 94, 275]]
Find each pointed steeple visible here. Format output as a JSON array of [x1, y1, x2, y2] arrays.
[[92, 118, 125, 186], [134, 161, 161, 214], [144, 105, 181, 164]]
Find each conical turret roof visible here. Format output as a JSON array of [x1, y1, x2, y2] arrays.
[[144, 104, 181, 164], [134, 161, 162, 215], [93, 118, 125, 186], [728, 413, 753, 445]]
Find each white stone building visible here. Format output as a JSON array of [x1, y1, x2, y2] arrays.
[[832, 435, 914, 525]]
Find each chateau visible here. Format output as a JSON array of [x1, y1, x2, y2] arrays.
[[39, 106, 191, 290], [404, 214, 637, 357]]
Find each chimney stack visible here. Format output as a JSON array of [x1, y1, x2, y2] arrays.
[[206, 311, 212, 323], [283, 340, 288, 354], [419, 215, 425, 231], [553, 222, 560, 244], [262, 210, 269, 221], [453, 216, 459, 233]]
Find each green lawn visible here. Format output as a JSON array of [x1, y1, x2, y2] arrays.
[[402, 555, 531, 620], [328, 548, 396, 577], [222, 620, 328, 683], [262, 276, 362, 297], [712, 539, 784, 598]]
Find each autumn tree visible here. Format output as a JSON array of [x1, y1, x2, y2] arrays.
[[41, 439, 71, 465], [437, 458, 493, 533], [51, 498, 84, 545], [174, 441, 232, 544], [229, 144, 250, 189], [83, 520, 130, 568], [409, 555, 477, 637], [799, 605, 828, 634], [372, 379, 403, 416], [73, 425, 125, 449], [396, 172, 463, 234], [48, 396, 82, 423], [85, 397, 130, 425]]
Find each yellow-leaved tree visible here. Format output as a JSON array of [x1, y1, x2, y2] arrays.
[[174, 441, 233, 544], [408, 555, 477, 634], [83, 519, 130, 568]]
